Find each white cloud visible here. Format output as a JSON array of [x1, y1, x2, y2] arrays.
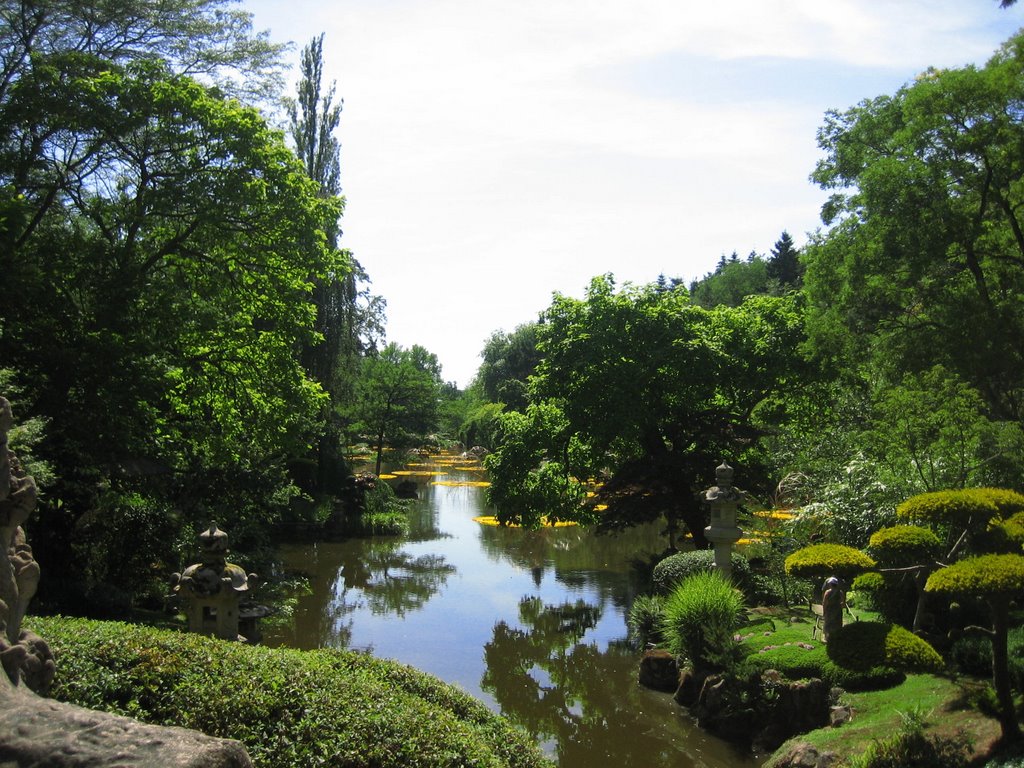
[[243, 0, 1023, 386]]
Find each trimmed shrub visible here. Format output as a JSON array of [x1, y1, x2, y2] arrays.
[[897, 488, 1024, 526], [652, 549, 752, 596], [740, 643, 828, 681], [660, 570, 745, 672], [627, 594, 665, 647], [827, 621, 943, 674], [868, 525, 941, 567], [926, 554, 1024, 597], [28, 616, 551, 768], [784, 543, 876, 581]]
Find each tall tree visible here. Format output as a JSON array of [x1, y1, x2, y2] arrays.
[[806, 32, 1024, 424], [350, 344, 443, 476], [486, 276, 806, 546], [287, 34, 385, 492], [766, 230, 802, 290], [0, 2, 344, 610]]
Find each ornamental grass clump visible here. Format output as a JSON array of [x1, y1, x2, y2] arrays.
[[660, 570, 745, 673]]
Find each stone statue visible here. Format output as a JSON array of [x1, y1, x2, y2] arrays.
[[0, 395, 254, 766], [0, 396, 53, 692]]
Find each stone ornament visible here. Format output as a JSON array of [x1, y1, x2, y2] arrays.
[[0, 396, 54, 693], [171, 523, 259, 641]]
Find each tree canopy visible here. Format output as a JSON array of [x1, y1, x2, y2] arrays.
[[485, 275, 806, 544]]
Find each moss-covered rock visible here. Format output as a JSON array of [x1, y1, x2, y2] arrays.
[[784, 543, 876, 580]]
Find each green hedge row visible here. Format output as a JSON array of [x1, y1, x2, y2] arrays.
[[27, 616, 552, 768]]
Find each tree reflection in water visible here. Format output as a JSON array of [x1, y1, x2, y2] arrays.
[[483, 596, 739, 767]]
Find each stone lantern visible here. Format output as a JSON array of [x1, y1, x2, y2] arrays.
[[171, 523, 258, 642], [703, 462, 743, 580]]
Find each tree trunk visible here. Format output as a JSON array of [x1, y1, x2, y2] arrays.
[[990, 597, 1021, 742]]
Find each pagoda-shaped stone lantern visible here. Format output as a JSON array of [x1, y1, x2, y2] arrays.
[[171, 523, 258, 641], [703, 462, 743, 580]]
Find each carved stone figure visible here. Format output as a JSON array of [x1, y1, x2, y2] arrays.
[[0, 395, 254, 766]]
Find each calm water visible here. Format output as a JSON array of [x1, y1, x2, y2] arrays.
[[265, 460, 761, 768]]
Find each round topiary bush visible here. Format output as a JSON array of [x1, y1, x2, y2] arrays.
[[660, 570, 745, 672], [784, 543, 876, 581], [868, 525, 941, 567], [897, 488, 1024, 526], [926, 553, 1024, 597], [652, 549, 752, 595], [826, 621, 943, 674]]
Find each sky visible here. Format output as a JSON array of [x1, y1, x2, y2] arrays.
[[242, 0, 1024, 388]]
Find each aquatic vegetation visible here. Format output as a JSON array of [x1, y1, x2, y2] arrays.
[[472, 515, 578, 528]]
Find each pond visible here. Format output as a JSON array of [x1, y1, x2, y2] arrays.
[[265, 457, 763, 768]]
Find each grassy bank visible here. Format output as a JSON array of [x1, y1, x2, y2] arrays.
[[27, 616, 552, 768]]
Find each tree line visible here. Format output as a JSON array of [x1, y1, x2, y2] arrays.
[[0, 0, 445, 614]]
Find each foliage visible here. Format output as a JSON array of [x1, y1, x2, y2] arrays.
[[847, 708, 973, 768], [688, 251, 769, 308], [1, 3, 350, 611], [739, 644, 905, 692], [475, 323, 541, 411], [868, 526, 941, 568], [950, 626, 1024, 693], [926, 554, 1024, 597], [897, 488, 1024, 527], [659, 571, 745, 672], [349, 343, 444, 475], [486, 275, 806, 545], [651, 549, 752, 596], [784, 543, 877, 580], [826, 621, 944, 674], [484, 403, 591, 528], [864, 367, 1021, 493], [626, 594, 665, 647], [805, 32, 1024, 426], [28, 615, 551, 768]]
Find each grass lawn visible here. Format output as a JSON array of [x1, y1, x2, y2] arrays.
[[737, 606, 1005, 767]]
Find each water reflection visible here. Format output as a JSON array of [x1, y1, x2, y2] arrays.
[[267, 463, 761, 768]]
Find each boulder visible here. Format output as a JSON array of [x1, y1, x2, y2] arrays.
[[638, 649, 679, 691]]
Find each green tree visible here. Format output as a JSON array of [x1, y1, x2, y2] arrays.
[[350, 344, 443, 475], [486, 276, 805, 546], [688, 254, 769, 308], [806, 33, 1024, 424], [476, 323, 541, 411], [286, 33, 386, 493], [766, 230, 802, 291], [0, 3, 342, 610]]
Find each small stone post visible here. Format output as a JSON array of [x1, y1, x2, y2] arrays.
[[703, 462, 743, 580]]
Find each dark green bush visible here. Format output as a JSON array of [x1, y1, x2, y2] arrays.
[[950, 626, 1024, 693], [827, 621, 943, 674], [851, 571, 918, 627], [739, 643, 904, 691], [28, 616, 551, 768], [652, 550, 752, 595]]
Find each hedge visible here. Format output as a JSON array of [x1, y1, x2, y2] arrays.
[[27, 616, 552, 768]]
